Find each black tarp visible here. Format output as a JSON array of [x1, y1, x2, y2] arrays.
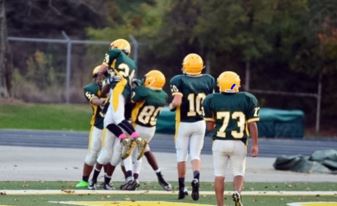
[[273, 149, 337, 174]]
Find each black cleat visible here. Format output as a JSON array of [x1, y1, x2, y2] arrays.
[[178, 188, 188, 199], [88, 180, 97, 190], [232, 191, 243, 206], [191, 179, 199, 201], [103, 183, 113, 190], [120, 179, 138, 191], [158, 175, 172, 191]]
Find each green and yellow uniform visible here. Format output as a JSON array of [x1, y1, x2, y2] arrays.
[[83, 82, 106, 129], [131, 85, 168, 127], [103, 48, 136, 99], [203, 92, 260, 144], [170, 74, 215, 123]]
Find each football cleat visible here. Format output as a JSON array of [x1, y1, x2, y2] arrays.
[[191, 179, 200, 201], [143, 70, 166, 90], [134, 137, 148, 160], [121, 138, 135, 160], [232, 191, 243, 206], [120, 179, 138, 191], [103, 183, 113, 190], [135, 179, 140, 188], [157, 175, 172, 191], [75, 180, 88, 189], [217, 71, 241, 93], [178, 188, 188, 199], [88, 181, 97, 190]]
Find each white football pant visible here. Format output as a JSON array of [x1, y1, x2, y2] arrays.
[[84, 126, 103, 166], [212, 140, 247, 177], [175, 120, 206, 162]]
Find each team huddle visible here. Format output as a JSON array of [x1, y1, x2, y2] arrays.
[[75, 38, 260, 206]]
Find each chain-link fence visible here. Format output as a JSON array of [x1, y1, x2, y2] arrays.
[[8, 36, 111, 103], [7, 35, 322, 132]]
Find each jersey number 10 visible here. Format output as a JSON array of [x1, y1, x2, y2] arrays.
[[187, 93, 206, 117]]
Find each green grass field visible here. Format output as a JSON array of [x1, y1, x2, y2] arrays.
[[0, 103, 90, 131], [0, 182, 336, 206], [1, 103, 336, 206]]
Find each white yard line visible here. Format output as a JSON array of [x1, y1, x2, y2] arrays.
[[0, 190, 336, 196]]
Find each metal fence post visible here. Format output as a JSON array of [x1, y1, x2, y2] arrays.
[[62, 31, 72, 104], [315, 74, 322, 133]]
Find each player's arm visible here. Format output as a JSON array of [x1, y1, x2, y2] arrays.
[[247, 95, 260, 157], [91, 96, 106, 106], [103, 48, 122, 67], [84, 87, 106, 106], [203, 95, 215, 131], [85, 92, 106, 106], [95, 64, 110, 96], [248, 121, 259, 157], [169, 94, 182, 110], [169, 77, 182, 110], [131, 86, 146, 103]]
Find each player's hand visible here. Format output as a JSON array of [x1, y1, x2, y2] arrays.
[[250, 144, 259, 157], [99, 98, 106, 106], [168, 103, 176, 111]]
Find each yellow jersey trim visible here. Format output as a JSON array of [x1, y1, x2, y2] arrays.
[[204, 117, 215, 122], [247, 117, 260, 123], [172, 92, 183, 97]]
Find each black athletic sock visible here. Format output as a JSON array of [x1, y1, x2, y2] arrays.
[[156, 171, 162, 178], [193, 170, 200, 181], [178, 177, 185, 190], [92, 168, 101, 183], [133, 173, 139, 180], [82, 176, 89, 182], [104, 174, 111, 185], [125, 170, 133, 180], [118, 120, 135, 135], [107, 124, 123, 137]]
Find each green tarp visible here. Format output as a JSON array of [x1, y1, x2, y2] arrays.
[[273, 149, 337, 174], [156, 107, 304, 138]]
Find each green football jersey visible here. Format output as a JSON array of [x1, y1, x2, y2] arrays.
[[83, 82, 106, 129], [103, 48, 137, 99], [203, 92, 260, 144], [131, 85, 168, 127], [170, 74, 215, 122]]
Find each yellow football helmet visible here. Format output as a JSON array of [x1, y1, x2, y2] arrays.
[[143, 70, 166, 90], [217, 71, 241, 93], [182, 53, 204, 75], [110, 38, 131, 55]]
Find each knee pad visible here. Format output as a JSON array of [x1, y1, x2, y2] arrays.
[[97, 150, 112, 165], [176, 148, 188, 162], [84, 153, 98, 166]]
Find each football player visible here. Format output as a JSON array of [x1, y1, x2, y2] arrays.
[[203, 71, 260, 206], [75, 65, 108, 189], [169, 53, 215, 200], [95, 39, 146, 190], [127, 69, 172, 191]]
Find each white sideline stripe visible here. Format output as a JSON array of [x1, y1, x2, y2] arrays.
[[0, 190, 336, 196]]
